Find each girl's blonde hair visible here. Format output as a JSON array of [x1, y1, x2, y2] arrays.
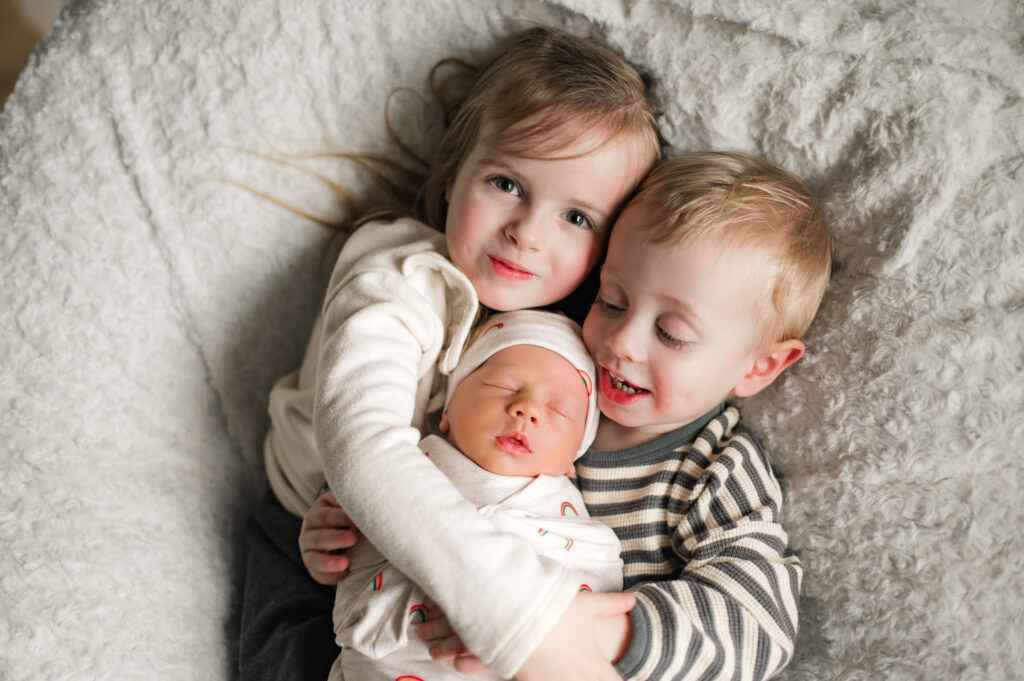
[[632, 152, 833, 347], [343, 26, 662, 233]]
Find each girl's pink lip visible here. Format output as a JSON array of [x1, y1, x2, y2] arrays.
[[496, 432, 531, 455], [488, 255, 535, 281], [599, 367, 649, 405]]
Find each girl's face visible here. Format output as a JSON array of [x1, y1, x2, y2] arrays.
[[444, 123, 646, 311]]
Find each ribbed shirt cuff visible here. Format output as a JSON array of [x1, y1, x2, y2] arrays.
[[614, 603, 651, 679]]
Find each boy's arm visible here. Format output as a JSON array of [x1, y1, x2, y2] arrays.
[[605, 430, 802, 680]]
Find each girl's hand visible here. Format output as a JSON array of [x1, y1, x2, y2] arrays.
[[299, 490, 359, 585]]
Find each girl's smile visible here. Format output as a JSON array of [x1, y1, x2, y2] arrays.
[[443, 121, 647, 311]]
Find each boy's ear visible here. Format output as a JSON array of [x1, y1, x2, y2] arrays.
[[732, 339, 805, 398], [439, 410, 450, 433]]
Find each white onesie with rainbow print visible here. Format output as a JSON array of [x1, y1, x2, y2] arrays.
[[328, 434, 623, 681]]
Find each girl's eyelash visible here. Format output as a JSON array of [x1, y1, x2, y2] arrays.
[[489, 176, 520, 196], [564, 210, 593, 230]]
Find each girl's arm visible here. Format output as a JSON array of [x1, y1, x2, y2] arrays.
[[314, 255, 579, 677]]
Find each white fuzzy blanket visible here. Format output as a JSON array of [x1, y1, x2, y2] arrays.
[[2, 1, 1022, 679]]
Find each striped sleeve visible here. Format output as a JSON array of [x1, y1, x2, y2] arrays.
[[581, 408, 802, 680]]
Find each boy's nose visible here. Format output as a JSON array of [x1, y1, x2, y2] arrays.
[[605, 318, 644, 364]]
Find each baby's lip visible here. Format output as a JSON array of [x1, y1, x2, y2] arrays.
[[496, 431, 531, 455]]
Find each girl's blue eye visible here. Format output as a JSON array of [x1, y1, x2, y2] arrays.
[[565, 211, 592, 230], [490, 176, 520, 196]]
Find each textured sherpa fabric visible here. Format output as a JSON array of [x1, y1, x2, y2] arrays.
[[1, 1, 1021, 680]]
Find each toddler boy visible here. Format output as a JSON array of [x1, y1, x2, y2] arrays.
[[329, 309, 624, 681], [566, 150, 831, 679]]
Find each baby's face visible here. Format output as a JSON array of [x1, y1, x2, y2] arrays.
[[441, 345, 589, 477]]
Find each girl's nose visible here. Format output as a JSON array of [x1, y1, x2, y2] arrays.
[[503, 209, 545, 252]]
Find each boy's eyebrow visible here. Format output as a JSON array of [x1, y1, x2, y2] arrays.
[[658, 293, 707, 336]]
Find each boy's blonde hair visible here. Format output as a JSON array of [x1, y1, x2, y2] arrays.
[[632, 152, 832, 347]]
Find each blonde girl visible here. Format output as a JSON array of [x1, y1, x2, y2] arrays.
[[240, 26, 661, 681]]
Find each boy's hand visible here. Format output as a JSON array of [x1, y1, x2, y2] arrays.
[[419, 608, 494, 676], [515, 591, 635, 681], [422, 591, 635, 680], [298, 490, 359, 585]]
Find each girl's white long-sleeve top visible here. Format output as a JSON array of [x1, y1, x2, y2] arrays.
[[263, 218, 584, 677]]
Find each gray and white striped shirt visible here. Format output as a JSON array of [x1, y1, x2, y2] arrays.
[[576, 405, 802, 680]]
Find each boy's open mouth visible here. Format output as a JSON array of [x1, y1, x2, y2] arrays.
[[601, 368, 649, 405], [496, 432, 531, 455]]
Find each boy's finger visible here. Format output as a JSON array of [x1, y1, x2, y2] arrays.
[[417, 616, 454, 641], [452, 654, 491, 675], [423, 605, 448, 622], [587, 591, 636, 617], [428, 634, 467, 660]]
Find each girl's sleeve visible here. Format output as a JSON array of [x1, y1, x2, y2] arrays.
[[314, 267, 578, 678], [615, 433, 803, 681]]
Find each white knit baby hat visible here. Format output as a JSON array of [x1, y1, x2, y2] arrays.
[[444, 309, 599, 459]]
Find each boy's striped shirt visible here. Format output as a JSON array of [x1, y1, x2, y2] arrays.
[[575, 405, 802, 680]]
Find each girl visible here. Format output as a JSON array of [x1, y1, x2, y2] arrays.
[[240, 26, 662, 681]]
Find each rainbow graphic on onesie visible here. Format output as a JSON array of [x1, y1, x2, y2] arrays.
[[482, 321, 504, 336], [560, 501, 579, 517], [371, 572, 383, 591], [579, 584, 592, 592], [395, 676, 425, 681], [408, 604, 429, 623]]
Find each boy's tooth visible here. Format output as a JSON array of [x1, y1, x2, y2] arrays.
[[611, 374, 638, 394]]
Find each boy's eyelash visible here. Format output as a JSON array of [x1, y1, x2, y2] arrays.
[[657, 326, 688, 349], [594, 297, 624, 313]]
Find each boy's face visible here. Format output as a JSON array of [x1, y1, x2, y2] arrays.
[[582, 202, 778, 442], [444, 123, 644, 312], [441, 344, 589, 477]]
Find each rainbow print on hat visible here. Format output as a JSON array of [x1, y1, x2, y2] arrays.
[[409, 604, 429, 623], [578, 369, 593, 396], [371, 572, 383, 591], [560, 501, 579, 517]]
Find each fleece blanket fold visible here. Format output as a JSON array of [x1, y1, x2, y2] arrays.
[[2, 1, 1021, 679]]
